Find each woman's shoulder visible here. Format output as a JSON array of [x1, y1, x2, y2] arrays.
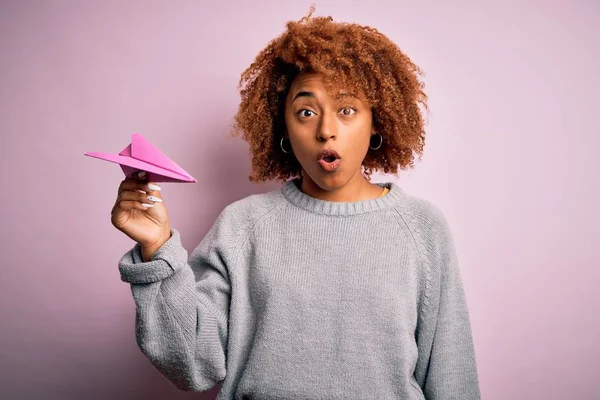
[[393, 189, 453, 235], [226, 185, 284, 213], [196, 187, 287, 254], [215, 186, 287, 231]]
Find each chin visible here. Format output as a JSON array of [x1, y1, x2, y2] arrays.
[[304, 168, 350, 191]]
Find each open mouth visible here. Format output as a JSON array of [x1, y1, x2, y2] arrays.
[[317, 149, 342, 172], [317, 149, 341, 163]]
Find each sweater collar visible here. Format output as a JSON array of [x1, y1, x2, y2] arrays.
[[281, 177, 405, 216]]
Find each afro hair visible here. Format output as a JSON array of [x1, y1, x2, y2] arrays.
[[231, 5, 428, 183]]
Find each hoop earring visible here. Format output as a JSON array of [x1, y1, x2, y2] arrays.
[[369, 132, 383, 150], [280, 137, 292, 154]]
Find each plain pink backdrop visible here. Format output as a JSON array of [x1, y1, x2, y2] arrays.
[[1, 1, 598, 398]]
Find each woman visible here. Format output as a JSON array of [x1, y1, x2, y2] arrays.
[[112, 6, 481, 399]]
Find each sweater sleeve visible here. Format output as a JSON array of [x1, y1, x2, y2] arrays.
[[118, 213, 234, 392], [412, 205, 481, 400]]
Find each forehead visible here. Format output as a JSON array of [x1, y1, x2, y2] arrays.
[[289, 72, 326, 89], [287, 72, 359, 100]]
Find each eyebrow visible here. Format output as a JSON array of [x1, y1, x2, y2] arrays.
[[291, 91, 356, 103]]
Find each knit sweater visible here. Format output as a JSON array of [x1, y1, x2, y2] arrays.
[[118, 178, 481, 399]]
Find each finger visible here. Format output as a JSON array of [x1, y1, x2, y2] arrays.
[[116, 200, 156, 212], [111, 189, 157, 216], [112, 190, 146, 215], [115, 189, 160, 211], [118, 179, 162, 196], [119, 189, 163, 204], [125, 170, 149, 181]]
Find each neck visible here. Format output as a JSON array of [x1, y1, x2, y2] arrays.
[[298, 169, 383, 202]]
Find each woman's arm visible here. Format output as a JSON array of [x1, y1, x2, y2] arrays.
[[118, 215, 234, 392], [410, 205, 481, 399]]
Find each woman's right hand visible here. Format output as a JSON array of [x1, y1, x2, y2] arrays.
[[111, 171, 171, 254]]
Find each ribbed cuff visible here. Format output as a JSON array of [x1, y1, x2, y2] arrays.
[[118, 228, 188, 284]]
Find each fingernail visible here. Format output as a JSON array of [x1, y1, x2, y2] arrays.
[[137, 171, 146, 178], [147, 183, 161, 191], [147, 196, 163, 203], [141, 203, 154, 208]]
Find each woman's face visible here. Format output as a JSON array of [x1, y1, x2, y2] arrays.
[[283, 72, 375, 191]]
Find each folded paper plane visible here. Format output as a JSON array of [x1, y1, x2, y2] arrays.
[[84, 133, 197, 183]]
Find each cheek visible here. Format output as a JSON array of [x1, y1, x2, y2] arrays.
[[347, 125, 372, 146], [283, 111, 306, 138], [282, 111, 291, 131]]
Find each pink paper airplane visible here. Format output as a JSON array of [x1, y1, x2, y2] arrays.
[[84, 133, 197, 183]]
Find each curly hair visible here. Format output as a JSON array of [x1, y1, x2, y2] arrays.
[[231, 5, 428, 183]]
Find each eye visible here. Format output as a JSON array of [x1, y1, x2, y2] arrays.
[[340, 107, 356, 116], [297, 109, 316, 118]]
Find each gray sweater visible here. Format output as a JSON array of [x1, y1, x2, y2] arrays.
[[118, 178, 481, 399]]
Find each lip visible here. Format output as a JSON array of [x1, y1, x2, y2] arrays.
[[316, 148, 342, 173], [318, 158, 342, 172], [317, 149, 342, 161]]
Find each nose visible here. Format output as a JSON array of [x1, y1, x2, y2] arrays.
[[317, 112, 337, 142]]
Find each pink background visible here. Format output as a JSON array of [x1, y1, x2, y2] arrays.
[[1, 1, 598, 398]]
